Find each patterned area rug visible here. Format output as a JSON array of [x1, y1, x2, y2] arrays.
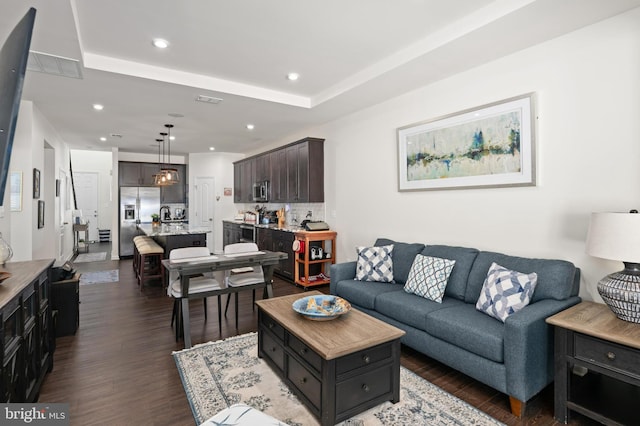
[[74, 252, 107, 263], [173, 333, 504, 426], [79, 270, 119, 285]]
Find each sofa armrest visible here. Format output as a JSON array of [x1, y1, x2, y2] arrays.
[[329, 261, 357, 295], [503, 296, 581, 402]]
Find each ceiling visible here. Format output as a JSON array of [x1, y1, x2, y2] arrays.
[[2, 0, 640, 156]]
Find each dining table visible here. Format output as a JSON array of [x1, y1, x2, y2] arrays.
[[161, 250, 288, 348]]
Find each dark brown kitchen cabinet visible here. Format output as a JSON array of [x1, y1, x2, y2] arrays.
[[119, 162, 159, 186], [160, 164, 187, 203], [0, 260, 54, 403], [233, 137, 324, 204], [223, 221, 242, 246], [256, 227, 273, 252], [270, 149, 287, 203], [233, 159, 254, 203], [271, 229, 295, 280]]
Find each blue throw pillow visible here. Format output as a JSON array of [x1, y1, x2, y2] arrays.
[[476, 262, 538, 322], [356, 245, 394, 282], [404, 254, 456, 303]]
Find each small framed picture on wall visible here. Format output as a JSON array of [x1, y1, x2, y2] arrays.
[[33, 168, 40, 199]]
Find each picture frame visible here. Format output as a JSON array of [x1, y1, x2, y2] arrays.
[[38, 200, 45, 229], [55, 178, 60, 197], [397, 93, 536, 191], [33, 168, 40, 199]]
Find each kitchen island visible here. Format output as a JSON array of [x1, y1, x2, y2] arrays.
[[138, 223, 211, 257]]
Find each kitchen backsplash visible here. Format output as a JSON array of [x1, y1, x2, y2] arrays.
[[238, 202, 325, 225]]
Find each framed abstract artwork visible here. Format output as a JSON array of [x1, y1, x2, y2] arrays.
[[397, 93, 536, 191], [33, 167, 40, 198], [38, 200, 44, 228]]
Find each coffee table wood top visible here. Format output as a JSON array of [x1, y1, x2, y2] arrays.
[[256, 291, 405, 360]]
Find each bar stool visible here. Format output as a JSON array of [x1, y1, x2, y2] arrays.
[[132, 235, 150, 277], [136, 238, 164, 290]]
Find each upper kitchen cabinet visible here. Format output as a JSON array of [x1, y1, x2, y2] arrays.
[[160, 164, 187, 203], [233, 158, 254, 203], [286, 137, 324, 203], [119, 162, 163, 186], [233, 137, 324, 203], [270, 149, 287, 203]]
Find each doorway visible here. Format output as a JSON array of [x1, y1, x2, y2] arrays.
[[194, 176, 215, 253], [73, 172, 100, 242]]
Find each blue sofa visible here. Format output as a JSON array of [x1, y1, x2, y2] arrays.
[[330, 238, 581, 416]]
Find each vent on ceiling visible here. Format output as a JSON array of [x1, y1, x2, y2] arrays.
[[27, 50, 83, 79], [195, 95, 223, 104]]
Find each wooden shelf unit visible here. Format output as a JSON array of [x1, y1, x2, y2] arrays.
[[294, 230, 336, 288]]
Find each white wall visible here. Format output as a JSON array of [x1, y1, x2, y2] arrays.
[[277, 8, 640, 303], [189, 151, 244, 253]]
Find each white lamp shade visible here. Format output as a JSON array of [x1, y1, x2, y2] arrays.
[[586, 212, 640, 263]]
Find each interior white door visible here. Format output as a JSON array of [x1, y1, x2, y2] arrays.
[[194, 176, 215, 253], [74, 172, 100, 242]]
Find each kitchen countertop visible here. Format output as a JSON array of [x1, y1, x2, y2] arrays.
[[138, 223, 212, 237]]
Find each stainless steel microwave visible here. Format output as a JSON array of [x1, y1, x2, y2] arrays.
[[252, 181, 269, 202]]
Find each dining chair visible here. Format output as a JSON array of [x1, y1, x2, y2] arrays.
[[168, 247, 223, 341], [223, 242, 266, 328]]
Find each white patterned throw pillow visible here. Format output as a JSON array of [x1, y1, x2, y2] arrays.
[[476, 262, 538, 322], [356, 245, 394, 282], [404, 255, 456, 303]]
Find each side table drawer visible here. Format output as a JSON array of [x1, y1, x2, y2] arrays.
[[337, 342, 392, 375], [260, 330, 285, 372], [575, 334, 640, 377], [336, 363, 393, 414], [287, 355, 321, 411]]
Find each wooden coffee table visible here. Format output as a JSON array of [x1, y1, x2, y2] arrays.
[[256, 291, 405, 426]]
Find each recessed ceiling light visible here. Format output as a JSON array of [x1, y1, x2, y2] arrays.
[[99, 137, 107, 142], [93, 104, 104, 111], [209, 147, 215, 151], [168, 112, 184, 118], [246, 124, 255, 130], [195, 95, 223, 104], [286, 72, 299, 81], [152, 38, 169, 49], [169, 136, 175, 141]]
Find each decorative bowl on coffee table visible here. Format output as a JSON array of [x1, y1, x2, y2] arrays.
[[292, 295, 351, 321]]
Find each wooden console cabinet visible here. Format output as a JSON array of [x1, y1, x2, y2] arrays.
[[0, 260, 55, 402], [547, 302, 640, 425]]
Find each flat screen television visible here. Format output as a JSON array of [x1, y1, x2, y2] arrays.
[[0, 7, 36, 206]]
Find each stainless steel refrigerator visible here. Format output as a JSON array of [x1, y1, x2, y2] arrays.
[[119, 187, 161, 256]]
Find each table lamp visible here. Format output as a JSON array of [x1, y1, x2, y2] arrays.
[[585, 211, 640, 323]]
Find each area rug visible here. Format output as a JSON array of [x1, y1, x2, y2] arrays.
[[173, 333, 504, 426], [79, 270, 119, 285], [74, 252, 107, 263]]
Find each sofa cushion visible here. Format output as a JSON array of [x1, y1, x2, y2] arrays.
[[425, 304, 505, 363], [465, 251, 576, 304], [422, 245, 479, 301], [476, 262, 538, 322], [334, 279, 403, 310], [404, 255, 456, 303], [376, 290, 464, 331], [375, 238, 425, 284], [356, 244, 394, 282]]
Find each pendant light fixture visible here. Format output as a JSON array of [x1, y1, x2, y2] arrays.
[[153, 136, 169, 186], [161, 124, 180, 183]]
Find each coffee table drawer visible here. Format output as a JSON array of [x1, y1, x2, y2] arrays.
[[288, 334, 322, 372], [287, 355, 321, 411], [261, 330, 285, 371], [337, 342, 392, 375], [336, 363, 393, 414], [262, 314, 285, 342]]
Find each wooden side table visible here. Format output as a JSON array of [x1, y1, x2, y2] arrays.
[[546, 301, 640, 425], [73, 223, 89, 254]]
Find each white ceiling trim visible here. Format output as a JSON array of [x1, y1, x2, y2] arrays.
[[82, 52, 312, 108], [311, 0, 536, 107]]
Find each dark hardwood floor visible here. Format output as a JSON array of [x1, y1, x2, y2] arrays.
[[39, 242, 597, 425]]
